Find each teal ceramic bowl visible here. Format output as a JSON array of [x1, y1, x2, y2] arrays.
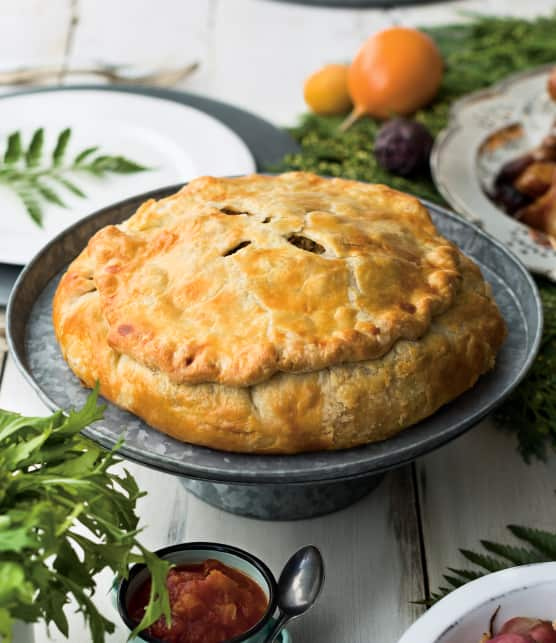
[[116, 542, 291, 643]]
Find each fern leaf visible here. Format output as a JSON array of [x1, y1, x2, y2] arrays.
[[4, 131, 22, 164], [85, 155, 148, 174], [427, 586, 454, 604], [32, 179, 66, 208], [0, 128, 149, 226], [480, 540, 548, 565], [50, 174, 86, 198], [460, 549, 508, 572], [429, 525, 556, 605], [446, 567, 484, 582], [73, 146, 99, 165], [109, 156, 148, 173], [25, 128, 44, 168], [52, 128, 71, 167], [508, 525, 556, 558], [442, 573, 469, 589], [14, 186, 42, 226]]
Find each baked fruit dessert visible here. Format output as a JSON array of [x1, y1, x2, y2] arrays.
[[53, 172, 506, 454]]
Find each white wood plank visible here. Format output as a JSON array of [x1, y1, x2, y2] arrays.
[[418, 418, 556, 594], [0, 0, 70, 69], [67, 0, 211, 74]]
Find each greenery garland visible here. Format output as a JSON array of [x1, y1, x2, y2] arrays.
[[277, 12, 556, 462]]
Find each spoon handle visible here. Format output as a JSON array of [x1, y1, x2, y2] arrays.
[[264, 612, 290, 643]]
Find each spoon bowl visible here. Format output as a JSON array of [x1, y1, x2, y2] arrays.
[[265, 545, 325, 642]]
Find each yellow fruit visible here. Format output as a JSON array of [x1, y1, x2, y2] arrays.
[[303, 64, 352, 116]]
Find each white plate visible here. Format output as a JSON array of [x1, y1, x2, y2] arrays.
[[0, 89, 255, 265], [398, 562, 556, 642], [431, 65, 556, 281]]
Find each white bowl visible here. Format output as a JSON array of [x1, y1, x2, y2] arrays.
[[398, 563, 556, 642]]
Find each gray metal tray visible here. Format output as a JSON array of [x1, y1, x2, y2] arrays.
[[7, 185, 542, 519]]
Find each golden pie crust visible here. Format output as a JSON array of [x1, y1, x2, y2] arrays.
[[53, 173, 506, 453]]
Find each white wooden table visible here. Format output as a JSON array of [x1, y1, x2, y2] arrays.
[[1, 1, 556, 642]]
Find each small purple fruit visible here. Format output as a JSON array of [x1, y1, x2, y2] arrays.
[[374, 118, 433, 176]]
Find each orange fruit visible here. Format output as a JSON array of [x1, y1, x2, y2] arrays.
[[304, 64, 352, 116], [346, 27, 443, 122]]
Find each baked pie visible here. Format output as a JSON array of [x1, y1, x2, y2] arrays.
[[53, 173, 506, 453]]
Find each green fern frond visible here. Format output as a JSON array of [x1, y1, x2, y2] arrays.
[[73, 146, 99, 165], [428, 525, 556, 604], [0, 128, 150, 225], [14, 186, 42, 226], [52, 128, 71, 167], [25, 128, 44, 168], [81, 155, 148, 175], [507, 525, 556, 558], [460, 549, 508, 573], [446, 568, 484, 583], [441, 573, 469, 589], [49, 175, 86, 198], [4, 131, 22, 164], [480, 540, 546, 565], [32, 179, 66, 208]]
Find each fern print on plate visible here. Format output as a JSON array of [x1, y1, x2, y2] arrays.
[[0, 89, 255, 265], [1, 128, 149, 226]]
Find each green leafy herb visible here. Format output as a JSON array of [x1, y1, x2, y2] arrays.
[[428, 525, 556, 604], [0, 128, 150, 226], [276, 12, 556, 462], [0, 389, 171, 643]]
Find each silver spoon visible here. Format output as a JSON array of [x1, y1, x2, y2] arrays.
[[265, 545, 325, 643]]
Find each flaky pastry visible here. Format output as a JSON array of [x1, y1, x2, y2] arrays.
[[53, 173, 506, 453]]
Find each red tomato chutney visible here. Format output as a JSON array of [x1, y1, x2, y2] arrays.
[[128, 559, 269, 643]]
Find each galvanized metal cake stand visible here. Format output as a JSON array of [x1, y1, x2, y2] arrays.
[[7, 185, 542, 520]]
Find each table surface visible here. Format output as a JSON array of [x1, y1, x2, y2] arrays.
[[1, 1, 556, 642]]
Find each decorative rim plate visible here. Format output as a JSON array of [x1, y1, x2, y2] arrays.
[[431, 63, 556, 281], [7, 184, 542, 485], [0, 89, 255, 266], [398, 562, 556, 642]]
